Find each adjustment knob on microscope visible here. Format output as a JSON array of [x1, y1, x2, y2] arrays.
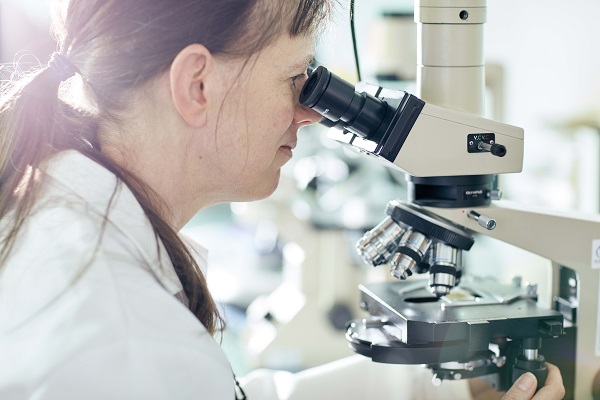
[[477, 141, 507, 157], [467, 210, 496, 230], [490, 189, 503, 200]]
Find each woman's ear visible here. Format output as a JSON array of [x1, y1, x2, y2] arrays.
[[170, 44, 214, 128]]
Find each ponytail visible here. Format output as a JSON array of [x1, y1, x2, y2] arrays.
[[0, 54, 82, 264]]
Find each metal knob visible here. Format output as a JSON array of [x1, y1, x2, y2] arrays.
[[467, 210, 496, 230], [477, 141, 507, 157]]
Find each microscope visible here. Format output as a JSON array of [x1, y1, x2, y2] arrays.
[[300, 1, 600, 398]]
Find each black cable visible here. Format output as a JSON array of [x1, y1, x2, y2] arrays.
[[350, 0, 362, 82], [234, 376, 247, 399]]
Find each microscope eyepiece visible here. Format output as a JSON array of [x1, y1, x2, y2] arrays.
[[300, 66, 331, 108], [300, 66, 390, 142]]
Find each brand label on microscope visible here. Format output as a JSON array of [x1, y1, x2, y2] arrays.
[[593, 239, 600, 269]]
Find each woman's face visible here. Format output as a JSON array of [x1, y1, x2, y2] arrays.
[[202, 33, 321, 203]]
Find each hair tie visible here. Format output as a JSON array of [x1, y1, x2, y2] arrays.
[[48, 53, 78, 82]]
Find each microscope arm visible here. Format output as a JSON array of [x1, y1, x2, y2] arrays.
[[427, 201, 600, 272]]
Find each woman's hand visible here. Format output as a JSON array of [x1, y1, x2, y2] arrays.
[[502, 363, 565, 400], [470, 363, 565, 400]]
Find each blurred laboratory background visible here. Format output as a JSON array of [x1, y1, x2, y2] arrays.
[[4, 0, 600, 377]]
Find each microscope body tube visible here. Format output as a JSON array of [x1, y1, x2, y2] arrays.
[[415, 0, 486, 116], [406, 0, 496, 207]]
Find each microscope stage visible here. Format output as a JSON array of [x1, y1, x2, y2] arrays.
[[346, 278, 563, 365]]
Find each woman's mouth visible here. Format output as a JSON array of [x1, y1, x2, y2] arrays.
[[279, 139, 297, 158], [278, 144, 294, 158]]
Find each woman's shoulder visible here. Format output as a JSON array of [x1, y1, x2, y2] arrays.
[[6, 149, 165, 276]]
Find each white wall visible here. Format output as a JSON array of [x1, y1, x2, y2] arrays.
[[0, 0, 54, 63], [485, 0, 600, 211]]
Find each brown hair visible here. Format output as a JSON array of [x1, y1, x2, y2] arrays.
[[0, 0, 332, 334]]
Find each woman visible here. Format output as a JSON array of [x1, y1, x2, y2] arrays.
[[0, 0, 563, 399], [0, 0, 324, 398]]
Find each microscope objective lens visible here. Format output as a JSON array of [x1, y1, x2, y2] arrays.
[[356, 217, 406, 266]]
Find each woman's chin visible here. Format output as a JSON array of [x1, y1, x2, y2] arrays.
[[237, 172, 281, 202]]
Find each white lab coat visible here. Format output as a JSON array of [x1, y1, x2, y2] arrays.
[[0, 150, 473, 400], [0, 151, 235, 399]]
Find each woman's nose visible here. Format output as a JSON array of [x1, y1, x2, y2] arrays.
[[293, 104, 322, 127]]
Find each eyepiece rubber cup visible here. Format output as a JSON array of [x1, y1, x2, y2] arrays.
[[300, 66, 331, 108]]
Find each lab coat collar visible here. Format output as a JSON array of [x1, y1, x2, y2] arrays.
[[43, 150, 188, 296]]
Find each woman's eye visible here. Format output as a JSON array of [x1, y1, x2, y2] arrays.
[[291, 73, 307, 89]]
